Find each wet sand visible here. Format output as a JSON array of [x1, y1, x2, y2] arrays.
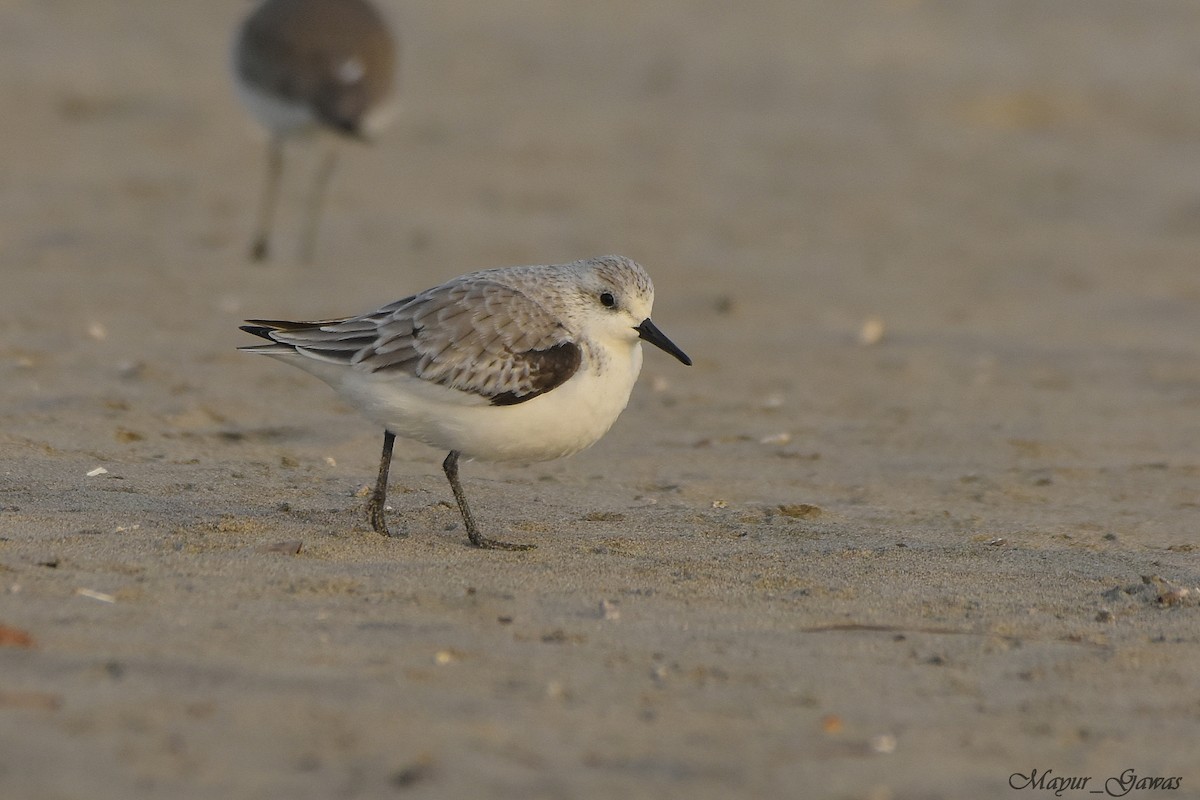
[[1, 2, 1198, 797]]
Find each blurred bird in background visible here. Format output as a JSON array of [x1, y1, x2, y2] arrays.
[[232, 0, 397, 263]]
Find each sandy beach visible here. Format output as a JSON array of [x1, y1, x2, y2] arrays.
[[1, 1, 1198, 797]]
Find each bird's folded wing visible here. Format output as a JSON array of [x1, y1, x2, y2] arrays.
[[251, 280, 582, 405]]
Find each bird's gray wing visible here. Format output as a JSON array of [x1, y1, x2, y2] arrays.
[[242, 279, 581, 405]]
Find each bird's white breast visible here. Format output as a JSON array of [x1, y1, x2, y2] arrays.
[[233, 79, 319, 136], [281, 338, 645, 463]]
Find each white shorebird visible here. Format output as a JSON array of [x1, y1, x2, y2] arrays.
[[240, 255, 692, 549], [232, 0, 397, 263]]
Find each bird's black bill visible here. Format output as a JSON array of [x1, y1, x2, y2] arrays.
[[636, 319, 692, 366]]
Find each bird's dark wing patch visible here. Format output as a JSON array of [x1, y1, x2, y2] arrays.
[[488, 342, 582, 406]]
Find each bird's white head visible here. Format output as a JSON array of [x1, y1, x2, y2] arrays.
[[567, 255, 691, 366]]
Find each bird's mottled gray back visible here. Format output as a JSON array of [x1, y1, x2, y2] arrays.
[[243, 277, 576, 405], [365, 278, 579, 402], [241, 255, 657, 405]]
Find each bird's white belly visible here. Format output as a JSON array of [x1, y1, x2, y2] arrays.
[[233, 80, 318, 136], [294, 343, 645, 463], [233, 74, 396, 138]]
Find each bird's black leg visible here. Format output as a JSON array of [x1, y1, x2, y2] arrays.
[[367, 430, 404, 537], [442, 450, 533, 551], [298, 147, 338, 264], [250, 135, 284, 262]]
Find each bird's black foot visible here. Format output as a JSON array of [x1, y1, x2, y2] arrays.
[[250, 239, 269, 262], [470, 535, 535, 551], [367, 492, 406, 538]]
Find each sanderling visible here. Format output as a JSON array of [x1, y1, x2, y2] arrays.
[[232, 0, 397, 263], [240, 255, 692, 550]]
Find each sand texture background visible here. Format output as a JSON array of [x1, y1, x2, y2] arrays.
[[2, 1, 1199, 798]]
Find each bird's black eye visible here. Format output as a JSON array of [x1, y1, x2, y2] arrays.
[[599, 291, 616, 309]]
